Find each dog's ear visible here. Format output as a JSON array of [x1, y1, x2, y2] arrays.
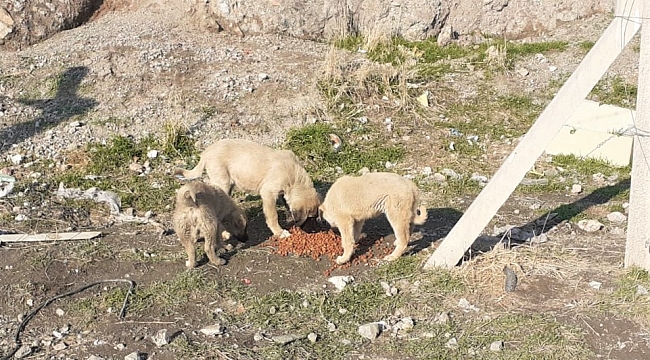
[[184, 189, 197, 204]]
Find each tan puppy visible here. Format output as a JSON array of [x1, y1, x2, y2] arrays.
[[174, 139, 321, 238], [173, 181, 248, 268], [319, 172, 427, 264]]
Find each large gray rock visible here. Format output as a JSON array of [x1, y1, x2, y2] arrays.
[[192, 0, 450, 41]]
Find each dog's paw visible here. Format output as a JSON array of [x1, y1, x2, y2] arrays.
[[211, 257, 227, 266], [335, 255, 351, 265], [383, 254, 399, 262], [279, 229, 292, 238]]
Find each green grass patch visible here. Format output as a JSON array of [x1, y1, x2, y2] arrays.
[[578, 41, 595, 52], [285, 123, 404, 181], [419, 268, 467, 295], [551, 154, 630, 177], [375, 255, 420, 281], [611, 267, 650, 303], [590, 76, 637, 108], [384, 313, 591, 359]]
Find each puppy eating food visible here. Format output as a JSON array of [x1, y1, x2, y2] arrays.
[[319, 172, 427, 264], [173, 180, 248, 268], [173, 139, 321, 238]]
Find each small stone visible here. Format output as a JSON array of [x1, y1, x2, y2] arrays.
[[53, 330, 63, 339], [358, 167, 370, 175], [87, 356, 104, 360], [416, 91, 429, 107], [151, 329, 170, 347], [14, 214, 28, 221], [577, 219, 604, 233], [327, 322, 337, 332], [115, 343, 126, 350], [544, 167, 559, 177], [588, 281, 602, 290], [307, 332, 318, 343], [637, 285, 649, 296], [10, 154, 23, 165], [490, 340, 504, 351], [434, 312, 450, 324], [328, 275, 354, 291], [13, 344, 32, 359], [432, 173, 446, 182], [607, 212, 627, 223], [548, 65, 557, 72], [358, 322, 382, 340], [422, 166, 433, 176], [53, 342, 67, 351], [269, 306, 277, 315], [258, 73, 269, 81], [441, 168, 461, 180], [516, 67, 529, 76], [271, 334, 302, 345], [129, 162, 144, 173], [146, 150, 158, 159], [445, 337, 458, 348], [124, 352, 146, 360], [200, 324, 225, 336], [571, 184, 582, 194], [394, 317, 414, 332], [144, 210, 154, 219], [253, 333, 264, 341], [55, 308, 65, 317], [520, 178, 548, 186], [124, 208, 136, 217], [26, 299, 33, 307], [458, 298, 479, 312]]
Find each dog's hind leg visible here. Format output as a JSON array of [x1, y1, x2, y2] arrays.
[[261, 188, 290, 238], [383, 210, 412, 262], [336, 217, 356, 265], [353, 220, 365, 242], [204, 223, 226, 266], [178, 233, 197, 269]]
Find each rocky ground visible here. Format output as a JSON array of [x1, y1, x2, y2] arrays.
[[1, 0, 649, 359]]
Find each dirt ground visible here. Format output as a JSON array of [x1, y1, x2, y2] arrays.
[[1, 1, 649, 360]]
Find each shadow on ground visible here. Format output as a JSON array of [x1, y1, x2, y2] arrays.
[[0, 66, 97, 153]]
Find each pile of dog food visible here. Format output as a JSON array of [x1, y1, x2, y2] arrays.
[[263, 227, 394, 275]]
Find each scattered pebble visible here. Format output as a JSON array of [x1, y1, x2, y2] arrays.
[[571, 184, 582, 194], [458, 298, 479, 312], [434, 312, 450, 324], [200, 324, 225, 336], [328, 275, 354, 291], [607, 211, 627, 223], [637, 285, 649, 296], [358, 322, 382, 340], [13, 344, 32, 359], [151, 329, 171, 347], [577, 219, 603, 233], [588, 281, 602, 290], [307, 332, 318, 343], [490, 340, 505, 351], [445, 337, 458, 348], [124, 352, 146, 360], [55, 308, 65, 317], [53, 342, 67, 351], [271, 334, 302, 345]]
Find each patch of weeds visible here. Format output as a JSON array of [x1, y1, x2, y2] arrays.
[[285, 123, 404, 181], [384, 313, 591, 359], [241, 290, 317, 330], [70, 240, 115, 262], [104, 271, 219, 315], [24, 249, 53, 270], [590, 76, 637, 108], [419, 268, 466, 295], [375, 255, 420, 281], [552, 203, 590, 222], [578, 40, 595, 52], [607, 203, 625, 213], [611, 267, 650, 303], [316, 79, 364, 122], [65, 298, 99, 325], [334, 35, 364, 52], [551, 154, 630, 177]]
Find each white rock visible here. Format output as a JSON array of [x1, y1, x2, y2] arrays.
[[87, 356, 104, 360], [445, 337, 458, 348], [124, 352, 145, 360], [307, 332, 318, 343], [200, 324, 225, 336], [328, 275, 354, 291], [258, 73, 269, 81], [151, 329, 170, 347], [394, 317, 414, 332], [53, 342, 67, 351], [571, 184, 582, 194], [458, 298, 479, 312], [271, 334, 301, 345], [432, 173, 446, 182], [10, 154, 23, 165], [607, 212, 627, 223], [53, 330, 63, 339], [327, 322, 337, 332], [358, 322, 382, 340], [548, 65, 557, 72], [422, 166, 433, 176], [253, 333, 264, 341], [434, 312, 449, 324], [26, 299, 33, 307], [55, 308, 65, 316], [441, 168, 461, 180], [13, 344, 32, 359], [490, 340, 504, 351], [516, 67, 529, 76], [588, 281, 602, 290], [358, 167, 370, 175], [146, 150, 158, 159], [577, 219, 603, 233], [637, 285, 649, 296], [115, 343, 126, 350]]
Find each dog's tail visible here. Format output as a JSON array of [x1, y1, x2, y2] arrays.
[[413, 205, 428, 225], [173, 157, 206, 180]]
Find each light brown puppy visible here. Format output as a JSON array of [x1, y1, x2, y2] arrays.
[[173, 139, 321, 238], [319, 172, 427, 264], [173, 180, 248, 268]]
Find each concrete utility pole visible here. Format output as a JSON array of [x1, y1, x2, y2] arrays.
[[424, 0, 642, 270], [625, 0, 650, 269]]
